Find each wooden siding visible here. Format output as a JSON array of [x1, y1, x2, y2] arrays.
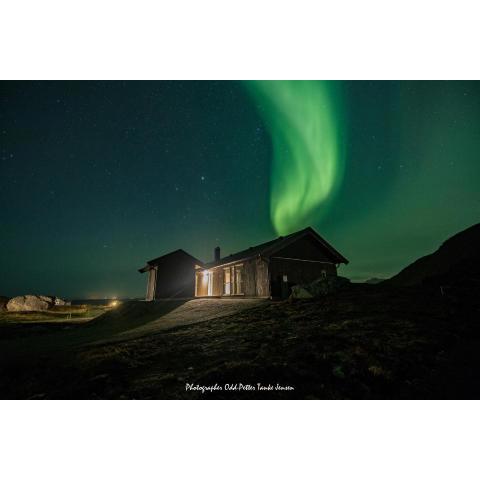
[[195, 230, 343, 299], [269, 257, 337, 298], [212, 268, 223, 296], [255, 257, 270, 297], [274, 235, 338, 262], [154, 253, 197, 298], [196, 257, 270, 297], [243, 259, 256, 296], [146, 268, 156, 301], [270, 257, 337, 281], [195, 271, 208, 296], [195, 268, 224, 297]]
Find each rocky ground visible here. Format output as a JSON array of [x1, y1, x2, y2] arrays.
[[1, 283, 479, 399], [0, 304, 107, 324]]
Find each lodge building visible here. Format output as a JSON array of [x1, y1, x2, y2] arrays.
[[139, 227, 348, 300]]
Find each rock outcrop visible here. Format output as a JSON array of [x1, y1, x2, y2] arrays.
[[6, 295, 68, 312], [290, 275, 350, 300], [0, 296, 10, 311]]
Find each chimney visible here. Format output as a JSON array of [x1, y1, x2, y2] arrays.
[[214, 246, 221, 262]]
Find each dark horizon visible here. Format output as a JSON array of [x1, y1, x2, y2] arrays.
[[1, 81, 480, 298]]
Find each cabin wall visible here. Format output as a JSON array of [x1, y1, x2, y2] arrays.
[[196, 258, 264, 297], [269, 257, 337, 298], [195, 268, 223, 296], [155, 263, 195, 298], [274, 235, 336, 262], [195, 271, 208, 296], [255, 257, 270, 297], [243, 259, 257, 296], [196, 249, 336, 299], [212, 269, 223, 296], [209, 262, 255, 296], [146, 268, 156, 301], [151, 252, 198, 298]]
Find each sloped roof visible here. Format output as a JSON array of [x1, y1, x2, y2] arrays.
[[139, 249, 203, 273], [202, 227, 348, 269]]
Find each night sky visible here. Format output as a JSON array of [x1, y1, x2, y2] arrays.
[[1, 81, 479, 299]]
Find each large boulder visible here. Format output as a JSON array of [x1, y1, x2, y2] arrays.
[[289, 286, 314, 299], [6, 295, 55, 312], [290, 275, 350, 300], [0, 296, 10, 311], [53, 297, 69, 306]]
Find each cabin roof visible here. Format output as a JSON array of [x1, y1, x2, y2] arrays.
[[138, 249, 203, 273], [202, 226, 348, 269]]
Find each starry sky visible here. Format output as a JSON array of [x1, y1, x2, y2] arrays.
[[1, 81, 479, 298]]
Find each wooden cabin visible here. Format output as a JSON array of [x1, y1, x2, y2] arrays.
[[139, 249, 203, 300], [195, 227, 348, 299]]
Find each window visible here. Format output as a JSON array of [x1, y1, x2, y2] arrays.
[[223, 264, 244, 295], [223, 268, 231, 295]]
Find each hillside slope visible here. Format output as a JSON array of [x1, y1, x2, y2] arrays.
[[388, 223, 480, 286], [1, 283, 479, 399]]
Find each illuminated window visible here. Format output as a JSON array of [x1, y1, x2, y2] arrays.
[[224, 268, 231, 295], [223, 264, 244, 295]]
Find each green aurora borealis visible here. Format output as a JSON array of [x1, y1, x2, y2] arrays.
[[248, 81, 480, 281], [246, 81, 345, 235], [1, 81, 479, 297]]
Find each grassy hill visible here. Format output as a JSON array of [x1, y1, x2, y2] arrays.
[[1, 283, 479, 399], [388, 223, 480, 287]]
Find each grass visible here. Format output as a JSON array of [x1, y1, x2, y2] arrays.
[[0, 284, 479, 399], [0, 305, 110, 323]]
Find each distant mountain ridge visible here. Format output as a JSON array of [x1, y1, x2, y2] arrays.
[[387, 223, 480, 287]]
